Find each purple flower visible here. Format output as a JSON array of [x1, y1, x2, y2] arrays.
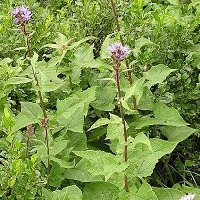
[[108, 42, 129, 61], [12, 6, 31, 25]]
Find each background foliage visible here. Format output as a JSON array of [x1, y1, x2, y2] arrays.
[[0, 0, 199, 199]]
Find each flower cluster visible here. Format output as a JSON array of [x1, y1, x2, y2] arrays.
[[12, 6, 31, 25], [108, 42, 129, 61], [179, 194, 196, 200]]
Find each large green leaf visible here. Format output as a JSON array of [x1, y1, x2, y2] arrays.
[[143, 65, 176, 88], [187, 43, 200, 56], [50, 136, 69, 156], [73, 44, 94, 64], [73, 150, 128, 181], [91, 86, 116, 111], [126, 138, 177, 177], [135, 37, 155, 50], [64, 159, 102, 182], [56, 87, 96, 132], [56, 99, 85, 133], [161, 126, 197, 142], [167, 0, 180, 6], [137, 87, 154, 110], [83, 182, 120, 200], [106, 114, 124, 154], [36, 61, 64, 93], [12, 102, 43, 132], [49, 162, 65, 187], [88, 118, 110, 131], [6, 77, 32, 85], [153, 188, 183, 200], [131, 132, 152, 151], [133, 37, 156, 57], [136, 101, 188, 129], [42, 185, 82, 200], [124, 78, 145, 105], [66, 131, 87, 151], [120, 181, 158, 200], [74, 87, 96, 116]]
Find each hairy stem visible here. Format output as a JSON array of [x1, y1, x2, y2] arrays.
[[22, 25, 50, 181], [115, 62, 129, 192], [110, 0, 139, 122], [26, 135, 30, 158]]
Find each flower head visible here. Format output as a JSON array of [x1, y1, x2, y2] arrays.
[[12, 6, 31, 25], [108, 42, 129, 61], [179, 194, 196, 200]]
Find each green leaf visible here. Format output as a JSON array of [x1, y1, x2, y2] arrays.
[[83, 182, 120, 200], [135, 37, 155, 50], [49, 162, 65, 187], [133, 37, 156, 57], [56, 87, 96, 132], [12, 102, 43, 132], [100, 34, 117, 59], [88, 118, 110, 131], [161, 126, 197, 142], [64, 159, 102, 182], [137, 87, 154, 110], [50, 157, 74, 168], [7, 77, 32, 85], [91, 86, 116, 111], [153, 188, 183, 200], [136, 101, 188, 129], [50, 136, 69, 156], [56, 99, 85, 133], [0, 58, 13, 65], [187, 44, 200, 56], [75, 87, 96, 116], [73, 150, 128, 181], [41, 33, 72, 50], [73, 45, 94, 64], [167, 0, 180, 6], [120, 182, 158, 200], [30, 52, 39, 71], [124, 78, 145, 104], [36, 61, 64, 93], [69, 36, 95, 50], [131, 132, 152, 151], [106, 114, 124, 153], [144, 65, 176, 88], [120, 99, 138, 114], [66, 131, 87, 151], [42, 185, 83, 200], [127, 138, 177, 177]]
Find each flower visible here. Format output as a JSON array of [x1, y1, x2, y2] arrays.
[[12, 6, 31, 25], [179, 194, 196, 200], [108, 42, 129, 61]]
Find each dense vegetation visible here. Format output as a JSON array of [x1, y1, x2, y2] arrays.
[[0, 0, 199, 199]]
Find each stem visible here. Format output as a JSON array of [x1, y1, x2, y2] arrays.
[[110, 0, 139, 122], [26, 135, 30, 158], [115, 62, 129, 192], [21, 25, 50, 181], [110, 0, 132, 84]]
